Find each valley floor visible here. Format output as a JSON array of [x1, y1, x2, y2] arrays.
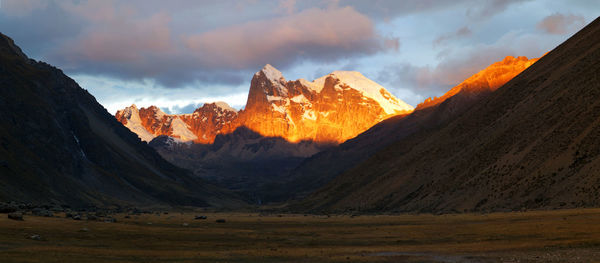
[[1, 209, 600, 262]]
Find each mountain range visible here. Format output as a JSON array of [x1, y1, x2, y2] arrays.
[[116, 64, 414, 202], [1, 17, 597, 213], [116, 51, 540, 204], [116, 64, 414, 145]]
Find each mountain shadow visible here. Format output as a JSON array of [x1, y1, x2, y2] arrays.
[[0, 33, 243, 209], [149, 126, 334, 204]]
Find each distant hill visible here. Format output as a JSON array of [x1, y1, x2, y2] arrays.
[[0, 33, 242, 209], [296, 17, 600, 213]]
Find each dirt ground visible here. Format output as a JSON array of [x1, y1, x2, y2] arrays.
[[1, 208, 600, 262]]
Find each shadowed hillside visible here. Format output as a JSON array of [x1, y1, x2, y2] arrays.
[[279, 56, 538, 201], [0, 33, 242, 209], [150, 126, 333, 203], [297, 17, 600, 213]]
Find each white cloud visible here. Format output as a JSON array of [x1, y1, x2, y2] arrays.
[[73, 74, 248, 115]]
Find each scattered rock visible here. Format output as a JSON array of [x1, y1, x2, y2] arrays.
[[72, 214, 81, 220], [195, 215, 207, 220], [182, 223, 189, 226], [95, 212, 107, 217], [79, 227, 89, 232], [29, 234, 42, 241], [104, 217, 117, 223], [32, 208, 53, 217], [8, 212, 23, 221], [216, 219, 226, 223], [86, 214, 97, 221], [49, 206, 64, 212], [0, 203, 18, 213]]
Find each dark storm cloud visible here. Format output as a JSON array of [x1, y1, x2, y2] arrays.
[[0, 1, 85, 56]]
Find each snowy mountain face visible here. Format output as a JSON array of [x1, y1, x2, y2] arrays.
[[116, 64, 414, 144], [240, 64, 414, 143], [312, 71, 413, 115], [116, 102, 238, 143]]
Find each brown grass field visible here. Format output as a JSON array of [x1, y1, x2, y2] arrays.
[[1, 209, 600, 262]]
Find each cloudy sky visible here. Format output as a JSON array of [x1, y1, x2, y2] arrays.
[[0, 0, 597, 114]]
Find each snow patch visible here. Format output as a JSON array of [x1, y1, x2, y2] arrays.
[[214, 101, 236, 112], [267, 95, 283, 102], [272, 104, 286, 114], [120, 105, 156, 142], [313, 71, 414, 115], [259, 64, 284, 82], [71, 133, 87, 159], [153, 107, 166, 120], [298, 78, 319, 92], [291, 94, 309, 104], [257, 64, 288, 96], [170, 117, 198, 141], [302, 110, 317, 121]]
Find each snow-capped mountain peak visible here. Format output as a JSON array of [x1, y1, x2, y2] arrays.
[[254, 64, 288, 97], [310, 71, 414, 115], [258, 64, 285, 82], [117, 65, 415, 144], [115, 105, 156, 142]]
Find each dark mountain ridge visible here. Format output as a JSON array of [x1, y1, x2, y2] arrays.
[[279, 56, 537, 201], [0, 33, 242, 209], [296, 17, 600, 213]]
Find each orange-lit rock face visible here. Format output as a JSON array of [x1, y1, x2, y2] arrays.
[[239, 68, 412, 143], [417, 56, 539, 109], [116, 64, 414, 144], [116, 102, 237, 143]]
